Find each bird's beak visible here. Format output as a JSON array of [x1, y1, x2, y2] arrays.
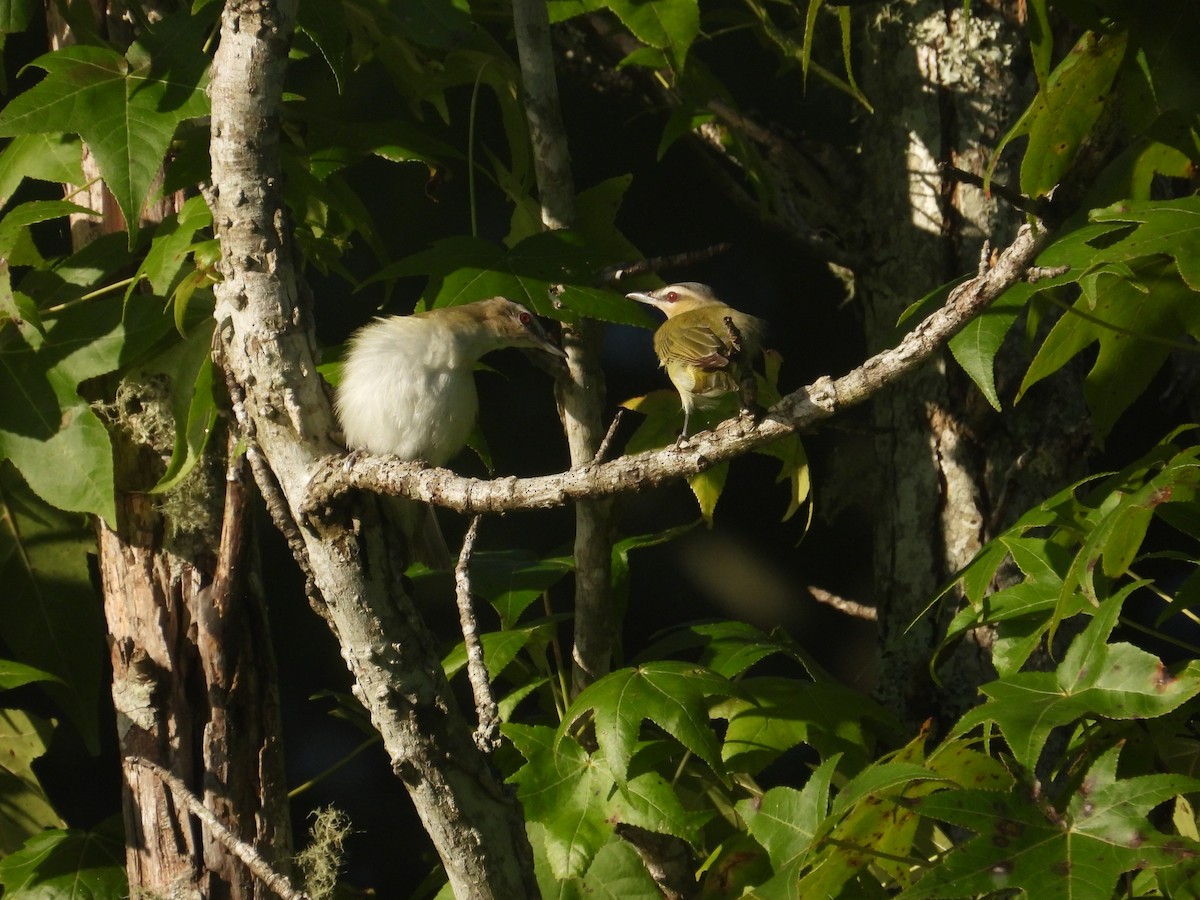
[[527, 319, 568, 359], [625, 291, 657, 305]]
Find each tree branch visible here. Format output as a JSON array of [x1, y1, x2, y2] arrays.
[[131, 757, 311, 900], [455, 516, 500, 751], [512, 0, 615, 697], [305, 222, 1050, 515]]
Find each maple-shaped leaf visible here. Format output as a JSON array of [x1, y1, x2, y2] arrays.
[[736, 755, 839, 899], [504, 724, 704, 880], [0, 823, 126, 898], [1020, 257, 1200, 443], [0, 242, 175, 521], [904, 745, 1200, 899], [558, 661, 740, 782], [954, 590, 1200, 771], [0, 8, 214, 245]]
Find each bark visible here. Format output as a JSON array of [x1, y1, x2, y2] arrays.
[[206, 1, 537, 896], [855, 1, 1089, 723], [55, 4, 294, 892], [99, 422, 291, 899]]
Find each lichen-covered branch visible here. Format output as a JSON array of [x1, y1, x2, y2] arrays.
[[305, 223, 1049, 515], [206, 2, 536, 896]]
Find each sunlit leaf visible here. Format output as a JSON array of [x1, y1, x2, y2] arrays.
[[0, 8, 215, 245], [907, 745, 1200, 899], [954, 590, 1200, 769], [559, 662, 739, 782]]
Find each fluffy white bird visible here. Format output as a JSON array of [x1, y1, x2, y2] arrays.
[[336, 297, 565, 566]]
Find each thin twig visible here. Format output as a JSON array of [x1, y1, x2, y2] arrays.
[[129, 757, 311, 900], [807, 585, 878, 621], [591, 409, 626, 465], [940, 163, 1056, 221], [455, 516, 500, 751], [595, 243, 732, 285]]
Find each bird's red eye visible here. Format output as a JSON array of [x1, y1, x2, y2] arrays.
[[666, 291, 678, 303], [519, 311, 532, 325]]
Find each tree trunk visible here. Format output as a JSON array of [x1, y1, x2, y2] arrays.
[[855, 1, 1089, 723], [99, 423, 292, 899], [51, 2, 296, 892]]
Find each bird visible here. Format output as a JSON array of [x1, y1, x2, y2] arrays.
[[626, 282, 765, 441], [335, 297, 566, 567]]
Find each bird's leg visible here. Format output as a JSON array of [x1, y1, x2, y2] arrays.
[[676, 407, 694, 447], [738, 372, 765, 424]]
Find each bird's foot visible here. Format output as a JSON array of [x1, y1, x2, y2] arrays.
[[739, 402, 766, 426], [342, 448, 366, 472]]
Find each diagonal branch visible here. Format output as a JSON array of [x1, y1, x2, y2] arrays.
[[305, 222, 1050, 516]]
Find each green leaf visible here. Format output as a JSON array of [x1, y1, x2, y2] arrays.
[[990, 30, 1127, 199], [621, 389, 686, 452], [373, 233, 655, 327], [0, 285, 174, 522], [0, 824, 127, 898], [0, 7, 215, 245], [1019, 258, 1200, 444], [443, 551, 573, 629], [0, 473, 106, 750], [0, 0, 38, 35], [953, 590, 1200, 770], [593, 0, 700, 72], [503, 724, 616, 879], [1086, 196, 1200, 291], [0, 199, 97, 265], [687, 461, 728, 525], [443, 623, 550, 681], [0, 133, 82, 208], [580, 838, 662, 898], [947, 283, 1033, 410], [126, 194, 214, 302], [0, 660, 61, 691], [559, 662, 740, 782], [905, 745, 1200, 899], [715, 678, 892, 774], [738, 756, 839, 887], [147, 322, 219, 494], [0, 709, 64, 854]]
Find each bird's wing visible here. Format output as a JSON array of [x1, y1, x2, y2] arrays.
[[654, 318, 733, 371]]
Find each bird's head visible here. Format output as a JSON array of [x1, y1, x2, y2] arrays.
[[625, 282, 723, 319], [471, 297, 567, 358]]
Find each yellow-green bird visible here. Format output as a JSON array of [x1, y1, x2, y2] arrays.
[[626, 282, 766, 440]]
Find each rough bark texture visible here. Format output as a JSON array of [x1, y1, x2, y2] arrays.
[[60, 4, 295, 889], [206, 2, 537, 896], [99, 420, 291, 899], [855, 1, 1089, 724]]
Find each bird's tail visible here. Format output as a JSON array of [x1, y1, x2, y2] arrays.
[[389, 496, 453, 570]]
